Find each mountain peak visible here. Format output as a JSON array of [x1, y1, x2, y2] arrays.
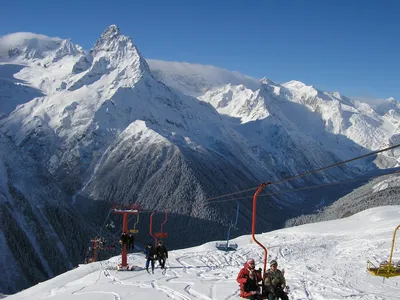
[[100, 25, 120, 40], [282, 80, 308, 89], [261, 77, 276, 85], [93, 24, 133, 53], [70, 25, 151, 90], [387, 97, 396, 102]]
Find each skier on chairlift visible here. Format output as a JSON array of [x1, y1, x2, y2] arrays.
[[156, 240, 168, 269], [106, 221, 115, 231], [236, 258, 263, 299], [144, 243, 156, 274], [264, 260, 289, 300]]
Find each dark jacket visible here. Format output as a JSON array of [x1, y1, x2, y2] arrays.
[[120, 233, 128, 244], [156, 245, 168, 259], [144, 245, 156, 260]]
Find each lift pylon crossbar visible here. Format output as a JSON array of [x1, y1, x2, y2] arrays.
[[113, 209, 139, 214]]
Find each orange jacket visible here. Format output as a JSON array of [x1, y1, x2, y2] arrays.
[[236, 261, 262, 297]]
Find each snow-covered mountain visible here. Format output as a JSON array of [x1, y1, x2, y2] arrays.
[[1, 25, 400, 294], [0, 26, 266, 213], [149, 60, 400, 168], [5, 205, 400, 300], [0, 25, 368, 216], [0, 26, 295, 274]]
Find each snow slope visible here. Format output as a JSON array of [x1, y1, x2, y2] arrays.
[[5, 205, 400, 300]]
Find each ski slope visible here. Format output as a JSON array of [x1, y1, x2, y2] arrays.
[[6, 206, 400, 300]]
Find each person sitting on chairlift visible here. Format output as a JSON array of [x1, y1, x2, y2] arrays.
[[236, 258, 263, 300], [264, 260, 288, 300], [144, 243, 156, 274], [156, 240, 168, 269]]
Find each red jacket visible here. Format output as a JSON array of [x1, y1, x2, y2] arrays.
[[236, 261, 262, 297]]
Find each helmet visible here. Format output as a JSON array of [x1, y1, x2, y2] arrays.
[[270, 260, 278, 266], [158, 240, 163, 245]]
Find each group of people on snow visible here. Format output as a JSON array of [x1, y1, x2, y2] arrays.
[[237, 258, 288, 300], [144, 240, 169, 273], [87, 226, 289, 299]]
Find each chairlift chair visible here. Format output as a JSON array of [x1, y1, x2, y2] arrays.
[[150, 209, 169, 246], [130, 213, 140, 234], [155, 209, 169, 239], [367, 225, 400, 278], [216, 202, 239, 252]]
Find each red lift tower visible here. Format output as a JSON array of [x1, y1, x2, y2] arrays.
[[112, 204, 140, 271], [86, 237, 101, 263]]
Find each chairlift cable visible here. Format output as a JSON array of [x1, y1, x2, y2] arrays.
[[206, 170, 400, 205], [204, 143, 400, 202]]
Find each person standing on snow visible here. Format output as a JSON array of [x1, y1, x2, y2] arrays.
[[144, 243, 156, 273], [156, 240, 168, 269], [120, 232, 128, 246], [264, 260, 288, 300], [236, 258, 263, 299], [128, 234, 135, 252]]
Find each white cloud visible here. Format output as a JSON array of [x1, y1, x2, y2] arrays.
[[0, 32, 62, 56]]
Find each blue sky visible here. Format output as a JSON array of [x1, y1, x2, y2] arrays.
[[1, 0, 398, 99]]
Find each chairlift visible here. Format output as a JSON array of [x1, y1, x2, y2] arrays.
[[150, 209, 169, 246], [130, 213, 140, 234], [249, 182, 290, 299], [216, 202, 239, 251], [105, 220, 115, 231], [367, 225, 400, 278], [111, 205, 140, 271], [85, 237, 101, 263]]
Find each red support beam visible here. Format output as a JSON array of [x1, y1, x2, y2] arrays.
[[90, 238, 99, 262], [160, 209, 168, 232], [121, 213, 128, 267], [149, 210, 157, 246], [251, 182, 270, 278]]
